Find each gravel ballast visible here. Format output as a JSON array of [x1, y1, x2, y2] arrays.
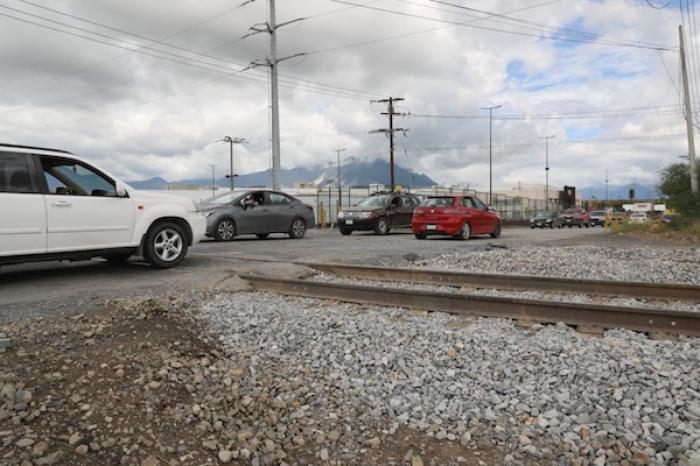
[[199, 292, 700, 466], [407, 245, 700, 285]]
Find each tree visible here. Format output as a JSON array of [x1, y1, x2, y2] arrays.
[[658, 163, 700, 217]]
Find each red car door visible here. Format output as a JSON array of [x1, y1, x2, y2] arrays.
[[463, 197, 484, 234]]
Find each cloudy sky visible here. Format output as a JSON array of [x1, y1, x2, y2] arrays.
[[0, 0, 695, 193]]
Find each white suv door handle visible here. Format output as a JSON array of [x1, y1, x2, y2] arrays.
[[52, 200, 72, 207]]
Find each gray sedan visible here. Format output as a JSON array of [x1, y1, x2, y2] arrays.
[[199, 190, 315, 241]]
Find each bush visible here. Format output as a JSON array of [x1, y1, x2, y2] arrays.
[[658, 163, 700, 218]]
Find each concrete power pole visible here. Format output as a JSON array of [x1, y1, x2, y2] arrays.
[[540, 135, 556, 211], [371, 97, 407, 192], [679, 25, 699, 195], [246, 2, 305, 190], [482, 105, 501, 206], [209, 164, 217, 198]]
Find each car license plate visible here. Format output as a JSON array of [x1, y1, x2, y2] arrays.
[[345, 220, 354, 225], [427, 225, 436, 230]]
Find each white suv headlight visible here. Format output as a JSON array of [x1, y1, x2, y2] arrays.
[[338, 211, 346, 219]]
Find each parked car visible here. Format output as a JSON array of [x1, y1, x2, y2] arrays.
[[337, 191, 420, 235], [199, 190, 315, 241], [560, 208, 590, 228], [412, 195, 501, 240], [530, 211, 563, 229], [589, 210, 606, 227], [629, 212, 648, 224], [0, 143, 206, 268]]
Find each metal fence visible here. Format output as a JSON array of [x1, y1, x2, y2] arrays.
[[309, 186, 567, 225]]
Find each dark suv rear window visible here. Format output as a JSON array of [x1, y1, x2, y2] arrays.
[[0, 152, 39, 193]]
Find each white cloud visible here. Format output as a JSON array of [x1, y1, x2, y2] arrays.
[[0, 0, 692, 193]]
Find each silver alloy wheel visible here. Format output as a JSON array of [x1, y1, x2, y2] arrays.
[[217, 219, 235, 241], [291, 219, 306, 238], [377, 219, 388, 234], [153, 228, 183, 262], [461, 222, 471, 239]]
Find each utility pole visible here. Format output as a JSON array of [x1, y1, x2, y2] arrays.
[[335, 148, 346, 207], [540, 135, 556, 211], [209, 164, 217, 198], [371, 97, 407, 192], [605, 169, 609, 208], [680, 24, 699, 195], [219, 137, 247, 191], [245, 2, 306, 191], [482, 105, 501, 205]]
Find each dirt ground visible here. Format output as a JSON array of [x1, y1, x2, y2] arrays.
[[1, 292, 510, 466]]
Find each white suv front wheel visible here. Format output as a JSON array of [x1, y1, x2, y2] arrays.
[[143, 221, 189, 268]]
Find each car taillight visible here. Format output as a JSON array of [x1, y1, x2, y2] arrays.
[[414, 208, 425, 215]]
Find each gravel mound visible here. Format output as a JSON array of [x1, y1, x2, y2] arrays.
[[409, 245, 700, 285], [200, 292, 700, 466]]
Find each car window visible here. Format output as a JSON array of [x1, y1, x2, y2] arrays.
[[207, 192, 239, 205], [41, 157, 116, 196], [389, 196, 402, 208], [242, 191, 265, 206], [462, 197, 476, 208], [402, 195, 417, 208], [269, 193, 293, 205], [422, 197, 454, 207], [357, 195, 389, 207], [472, 197, 488, 210], [0, 152, 40, 194]]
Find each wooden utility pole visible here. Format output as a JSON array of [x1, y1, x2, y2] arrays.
[[680, 24, 699, 194]]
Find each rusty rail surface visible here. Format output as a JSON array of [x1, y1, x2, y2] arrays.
[[301, 263, 700, 302], [240, 275, 700, 337]]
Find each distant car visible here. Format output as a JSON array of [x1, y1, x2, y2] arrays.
[[560, 208, 590, 228], [629, 212, 648, 224], [589, 210, 606, 227], [337, 192, 419, 235], [412, 195, 501, 240], [530, 211, 563, 229], [199, 190, 315, 241]]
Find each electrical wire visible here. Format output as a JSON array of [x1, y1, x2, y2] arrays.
[[0, 3, 381, 101], [329, 0, 673, 51], [0, 7, 378, 102]]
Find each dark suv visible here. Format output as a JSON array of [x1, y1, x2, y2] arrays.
[[337, 192, 420, 235], [560, 208, 590, 228]]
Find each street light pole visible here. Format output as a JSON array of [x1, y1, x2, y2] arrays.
[[481, 105, 501, 205], [209, 164, 217, 198], [605, 169, 609, 208], [540, 135, 556, 211], [218, 137, 247, 191], [335, 148, 346, 208]]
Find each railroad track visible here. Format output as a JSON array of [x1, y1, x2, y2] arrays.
[[236, 262, 700, 338]]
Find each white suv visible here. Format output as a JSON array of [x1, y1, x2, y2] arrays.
[[0, 144, 206, 269]]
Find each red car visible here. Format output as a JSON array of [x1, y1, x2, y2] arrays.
[[412, 196, 501, 240]]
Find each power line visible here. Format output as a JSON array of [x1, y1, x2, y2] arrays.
[[330, 0, 673, 51], [0, 3, 380, 102], [308, 0, 566, 55], [427, 0, 670, 50]]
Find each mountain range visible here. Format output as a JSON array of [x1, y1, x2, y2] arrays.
[[128, 159, 436, 190]]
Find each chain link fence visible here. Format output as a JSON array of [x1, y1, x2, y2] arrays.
[[306, 186, 568, 226]]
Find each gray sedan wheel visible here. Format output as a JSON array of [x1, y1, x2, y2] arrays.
[[215, 218, 236, 241], [288, 218, 306, 239]]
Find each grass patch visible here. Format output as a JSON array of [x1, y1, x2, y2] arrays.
[[610, 217, 700, 241]]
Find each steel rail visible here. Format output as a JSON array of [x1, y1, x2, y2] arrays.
[[240, 275, 700, 337], [302, 263, 700, 302]]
